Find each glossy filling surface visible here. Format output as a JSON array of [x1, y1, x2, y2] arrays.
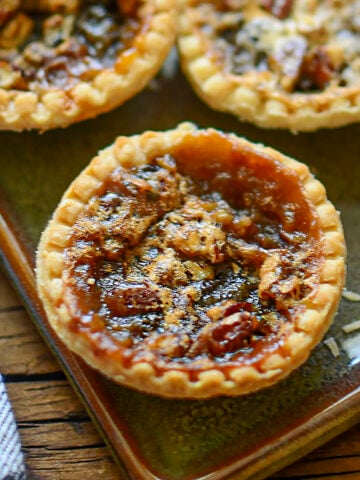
[[0, 0, 140, 91], [191, 0, 360, 93], [62, 135, 323, 370]]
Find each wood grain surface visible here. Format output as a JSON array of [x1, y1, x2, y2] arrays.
[[0, 269, 359, 480]]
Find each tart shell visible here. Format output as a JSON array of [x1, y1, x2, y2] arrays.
[[36, 123, 346, 398], [0, 0, 176, 131], [177, 1, 360, 132]]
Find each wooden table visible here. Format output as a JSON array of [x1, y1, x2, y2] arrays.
[[0, 269, 359, 480]]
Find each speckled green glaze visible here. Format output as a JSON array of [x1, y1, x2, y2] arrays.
[[0, 67, 359, 480]]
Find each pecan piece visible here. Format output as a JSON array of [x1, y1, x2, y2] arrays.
[[258, 252, 282, 299], [166, 221, 226, 264], [193, 312, 257, 356], [145, 251, 188, 287], [43, 13, 75, 47], [260, 0, 293, 19], [297, 47, 335, 91], [22, 0, 80, 13], [116, 0, 138, 16], [0, 0, 20, 27], [0, 12, 34, 49], [103, 282, 162, 317], [145, 333, 191, 359], [0, 60, 23, 88]]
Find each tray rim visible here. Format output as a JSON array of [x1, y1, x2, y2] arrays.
[[1, 197, 360, 480]]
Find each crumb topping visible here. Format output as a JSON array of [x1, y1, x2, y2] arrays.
[[63, 139, 322, 370], [190, 0, 360, 93], [0, 0, 141, 91]]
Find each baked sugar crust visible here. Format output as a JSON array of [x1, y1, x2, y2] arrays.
[[0, 0, 176, 131], [36, 123, 346, 398], [177, 0, 360, 131]]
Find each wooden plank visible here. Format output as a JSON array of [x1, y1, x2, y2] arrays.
[[274, 424, 360, 478], [5, 380, 122, 479], [0, 269, 23, 309], [24, 445, 121, 480], [6, 381, 84, 422], [19, 421, 103, 449], [0, 268, 59, 376], [307, 424, 360, 459], [275, 456, 360, 478], [0, 308, 59, 375], [275, 474, 360, 480]]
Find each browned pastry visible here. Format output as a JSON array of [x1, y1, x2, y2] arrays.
[[0, 0, 176, 130], [36, 124, 346, 398], [177, 0, 360, 131]]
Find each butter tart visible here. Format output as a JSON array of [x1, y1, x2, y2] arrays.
[[36, 124, 345, 398], [177, 0, 360, 131], [0, 0, 176, 131]]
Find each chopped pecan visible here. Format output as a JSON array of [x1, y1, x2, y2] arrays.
[[260, 0, 293, 19], [22, 0, 80, 13], [0, 60, 23, 88], [226, 237, 267, 267], [193, 312, 257, 356], [0, 0, 20, 27], [0, 12, 34, 49], [166, 221, 226, 264], [116, 0, 138, 16], [258, 252, 281, 299], [183, 260, 215, 282], [297, 47, 335, 91], [145, 251, 188, 287], [259, 250, 305, 306], [103, 282, 161, 317], [35, 42, 90, 87], [43, 13, 75, 47], [145, 332, 191, 358], [22, 42, 51, 65], [223, 301, 255, 316]]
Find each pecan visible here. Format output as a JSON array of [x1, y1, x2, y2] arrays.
[[297, 47, 335, 91], [22, 41, 52, 65], [43, 13, 75, 47], [258, 252, 281, 299], [223, 301, 255, 316], [166, 221, 226, 264], [116, 0, 138, 16], [103, 282, 161, 317], [0, 60, 22, 88], [193, 312, 257, 356], [183, 260, 215, 282], [145, 333, 191, 359], [0, 0, 20, 27], [22, 0, 80, 13], [36, 41, 90, 87], [260, 0, 293, 19], [145, 251, 188, 287], [0, 12, 34, 49]]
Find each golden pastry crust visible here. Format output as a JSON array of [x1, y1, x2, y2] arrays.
[[36, 123, 345, 398], [177, 0, 360, 131], [0, 0, 176, 131]]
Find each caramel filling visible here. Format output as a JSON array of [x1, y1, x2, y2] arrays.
[[0, 0, 141, 91], [63, 133, 322, 369]]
